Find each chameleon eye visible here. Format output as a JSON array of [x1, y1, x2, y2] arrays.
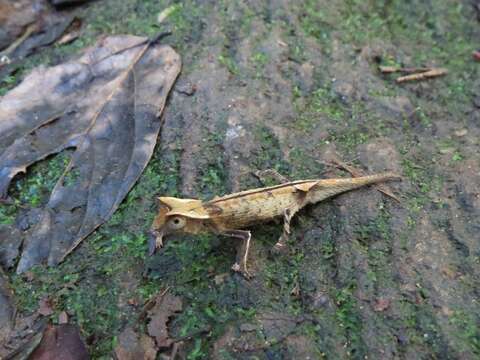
[[169, 216, 186, 230]]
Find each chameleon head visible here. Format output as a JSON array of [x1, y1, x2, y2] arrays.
[[148, 197, 211, 255]]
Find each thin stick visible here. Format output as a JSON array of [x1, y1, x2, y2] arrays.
[[396, 68, 447, 83], [379, 66, 432, 74]]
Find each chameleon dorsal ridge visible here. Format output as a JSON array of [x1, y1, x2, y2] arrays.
[[293, 182, 318, 192]]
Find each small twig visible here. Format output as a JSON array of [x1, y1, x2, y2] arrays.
[[379, 66, 432, 74], [171, 326, 212, 343], [0, 23, 38, 61], [396, 68, 447, 83]]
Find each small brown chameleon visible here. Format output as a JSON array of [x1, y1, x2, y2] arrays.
[[149, 171, 400, 277]]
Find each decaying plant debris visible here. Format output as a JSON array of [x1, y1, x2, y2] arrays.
[[113, 289, 182, 360], [379, 66, 448, 83], [6, 323, 89, 360], [0, 269, 14, 347], [0, 0, 80, 80], [0, 34, 181, 273]]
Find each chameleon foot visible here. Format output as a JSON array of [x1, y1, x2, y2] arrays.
[[224, 230, 253, 279], [148, 230, 163, 255], [231, 262, 252, 279]]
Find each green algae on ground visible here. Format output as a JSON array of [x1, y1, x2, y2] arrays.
[[2, 0, 480, 358]]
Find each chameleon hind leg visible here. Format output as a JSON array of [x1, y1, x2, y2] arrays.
[[223, 229, 252, 278], [272, 207, 298, 254]]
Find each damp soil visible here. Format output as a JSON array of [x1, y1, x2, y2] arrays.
[[0, 0, 479, 358]]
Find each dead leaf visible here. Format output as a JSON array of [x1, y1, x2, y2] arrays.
[[0, 35, 181, 273], [28, 324, 88, 360], [3, 328, 45, 360], [38, 297, 54, 316], [0, 268, 15, 346], [147, 292, 182, 348], [58, 311, 68, 324], [114, 327, 157, 360], [0, 0, 75, 80], [0, 225, 22, 269], [373, 297, 390, 312], [56, 17, 82, 46]]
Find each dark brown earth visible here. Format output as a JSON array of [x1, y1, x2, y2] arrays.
[[0, 0, 479, 359]]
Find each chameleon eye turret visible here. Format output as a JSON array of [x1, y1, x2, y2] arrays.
[[168, 216, 187, 230]]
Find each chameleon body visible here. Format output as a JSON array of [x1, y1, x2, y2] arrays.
[[150, 172, 400, 276]]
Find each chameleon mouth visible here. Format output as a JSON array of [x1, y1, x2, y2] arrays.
[[148, 229, 164, 256]]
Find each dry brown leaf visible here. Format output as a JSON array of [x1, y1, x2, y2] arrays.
[[28, 324, 88, 360], [0, 268, 15, 346], [0, 0, 76, 79], [38, 297, 54, 317], [147, 293, 182, 348], [114, 327, 157, 360], [58, 311, 68, 324], [0, 35, 181, 273]]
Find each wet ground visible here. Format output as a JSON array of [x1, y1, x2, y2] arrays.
[[1, 0, 479, 358]]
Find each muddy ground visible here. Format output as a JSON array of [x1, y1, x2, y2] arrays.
[[1, 0, 479, 359]]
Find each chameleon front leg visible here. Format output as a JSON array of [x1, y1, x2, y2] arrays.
[[222, 229, 252, 278]]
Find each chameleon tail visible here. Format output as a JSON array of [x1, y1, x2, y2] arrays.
[[307, 172, 401, 204]]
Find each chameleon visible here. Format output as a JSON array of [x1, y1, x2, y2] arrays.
[[149, 171, 401, 277]]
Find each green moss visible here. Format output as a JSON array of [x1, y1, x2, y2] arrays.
[[251, 51, 269, 78], [449, 310, 480, 355], [333, 282, 365, 357], [294, 87, 345, 131], [197, 130, 228, 199], [3, 0, 480, 357], [251, 125, 291, 176], [218, 54, 239, 75], [0, 74, 18, 96], [299, 0, 333, 51]]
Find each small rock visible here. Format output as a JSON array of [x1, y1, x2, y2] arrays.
[[439, 147, 454, 155], [473, 96, 480, 108], [454, 128, 467, 137], [214, 273, 229, 285], [239, 323, 257, 332], [441, 306, 454, 316], [373, 298, 390, 312], [175, 81, 197, 96], [312, 291, 329, 308]]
